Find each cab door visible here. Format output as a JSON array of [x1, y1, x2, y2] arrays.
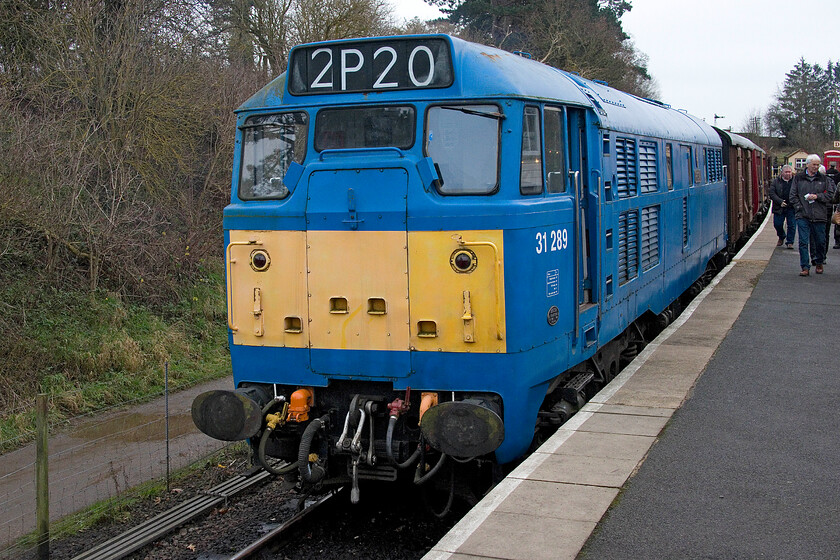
[[568, 108, 599, 346], [304, 165, 412, 378]]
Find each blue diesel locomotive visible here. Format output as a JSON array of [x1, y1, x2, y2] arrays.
[[192, 34, 736, 501]]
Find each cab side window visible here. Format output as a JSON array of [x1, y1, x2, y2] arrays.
[[544, 108, 567, 193], [520, 107, 543, 194]]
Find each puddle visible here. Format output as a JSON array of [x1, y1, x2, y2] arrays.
[[74, 412, 197, 442]]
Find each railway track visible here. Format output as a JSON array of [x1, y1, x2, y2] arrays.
[[227, 489, 341, 559], [70, 466, 277, 560]]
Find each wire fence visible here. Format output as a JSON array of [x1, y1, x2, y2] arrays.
[[0, 375, 232, 559]]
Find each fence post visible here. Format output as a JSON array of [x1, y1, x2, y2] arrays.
[[36, 393, 49, 559], [165, 362, 170, 492]]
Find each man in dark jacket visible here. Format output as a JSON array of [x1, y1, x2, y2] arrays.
[[790, 154, 837, 276], [768, 164, 795, 248]]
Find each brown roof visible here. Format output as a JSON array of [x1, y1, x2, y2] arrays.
[[784, 148, 807, 158]]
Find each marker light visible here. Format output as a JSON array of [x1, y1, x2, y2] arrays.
[[450, 249, 477, 273], [250, 249, 271, 272]]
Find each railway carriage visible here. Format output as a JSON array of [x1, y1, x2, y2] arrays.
[[715, 128, 768, 245], [192, 34, 733, 500]]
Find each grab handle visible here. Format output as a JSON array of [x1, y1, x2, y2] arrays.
[[570, 170, 581, 343]]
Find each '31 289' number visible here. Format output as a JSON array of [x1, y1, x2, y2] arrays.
[[535, 229, 568, 254]]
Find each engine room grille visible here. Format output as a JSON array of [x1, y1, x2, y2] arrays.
[[706, 148, 723, 183], [639, 141, 658, 193], [616, 137, 638, 198], [641, 205, 660, 271], [618, 209, 639, 284]]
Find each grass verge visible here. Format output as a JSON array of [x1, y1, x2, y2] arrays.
[[0, 268, 231, 451]]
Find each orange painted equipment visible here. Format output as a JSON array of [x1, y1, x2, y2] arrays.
[[419, 392, 439, 422], [287, 388, 314, 422]]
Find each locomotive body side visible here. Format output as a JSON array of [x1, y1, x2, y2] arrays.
[[193, 35, 732, 497]]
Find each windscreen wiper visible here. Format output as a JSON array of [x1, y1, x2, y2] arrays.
[[439, 106, 506, 120]]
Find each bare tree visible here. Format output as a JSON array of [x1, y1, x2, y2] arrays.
[[208, 0, 395, 74], [230, 0, 295, 74], [291, 0, 394, 45], [0, 0, 403, 304], [0, 0, 254, 300], [421, 0, 656, 98], [396, 17, 456, 35], [740, 108, 764, 136]]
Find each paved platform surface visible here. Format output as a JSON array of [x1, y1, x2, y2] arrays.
[[425, 215, 840, 559]]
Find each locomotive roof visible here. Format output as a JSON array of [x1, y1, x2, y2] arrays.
[[238, 34, 719, 146], [570, 75, 721, 146]]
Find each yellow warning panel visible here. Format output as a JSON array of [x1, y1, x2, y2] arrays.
[[408, 231, 506, 353], [227, 230, 308, 348], [307, 230, 410, 351]]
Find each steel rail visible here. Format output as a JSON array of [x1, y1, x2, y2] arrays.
[[228, 488, 341, 560], [71, 467, 277, 560]]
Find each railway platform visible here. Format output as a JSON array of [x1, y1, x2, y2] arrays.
[[424, 214, 840, 560]]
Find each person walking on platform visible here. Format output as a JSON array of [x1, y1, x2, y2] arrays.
[[819, 165, 832, 263], [827, 162, 840, 249], [790, 154, 836, 276], [769, 164, 796, 248]]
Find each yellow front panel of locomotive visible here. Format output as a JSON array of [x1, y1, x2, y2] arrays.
[[408, 231, 506, 353], [227, 230, 308, 348], [307, 231, 410, 351]]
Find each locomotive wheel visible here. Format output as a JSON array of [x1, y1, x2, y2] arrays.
[[605, 359, 619, 383]]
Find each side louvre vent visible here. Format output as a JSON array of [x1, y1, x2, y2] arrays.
[[639, 141, 657, 193], [641, 205, 660, 271], [706, 148, 723, 183], [615, 138, 637, 198], [618, 210, 639, 285], [683, 197, 689, 246]]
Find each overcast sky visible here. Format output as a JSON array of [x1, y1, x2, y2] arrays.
[[622, 0, 837, 132], [392, 0, 444, 21], [391, 0, 838, 133]]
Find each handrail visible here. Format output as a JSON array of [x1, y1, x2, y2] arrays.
[[226, 239, 262, 332], [570, 169, 581, 344], [591, 169, 602, 308], [451, 234, 504, 341]]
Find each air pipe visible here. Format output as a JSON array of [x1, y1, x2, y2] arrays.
[[385, 416, 421, 469], [298, 414, 330, 484], [414, 444, 447, 486], [256, 399, 297, 475]]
